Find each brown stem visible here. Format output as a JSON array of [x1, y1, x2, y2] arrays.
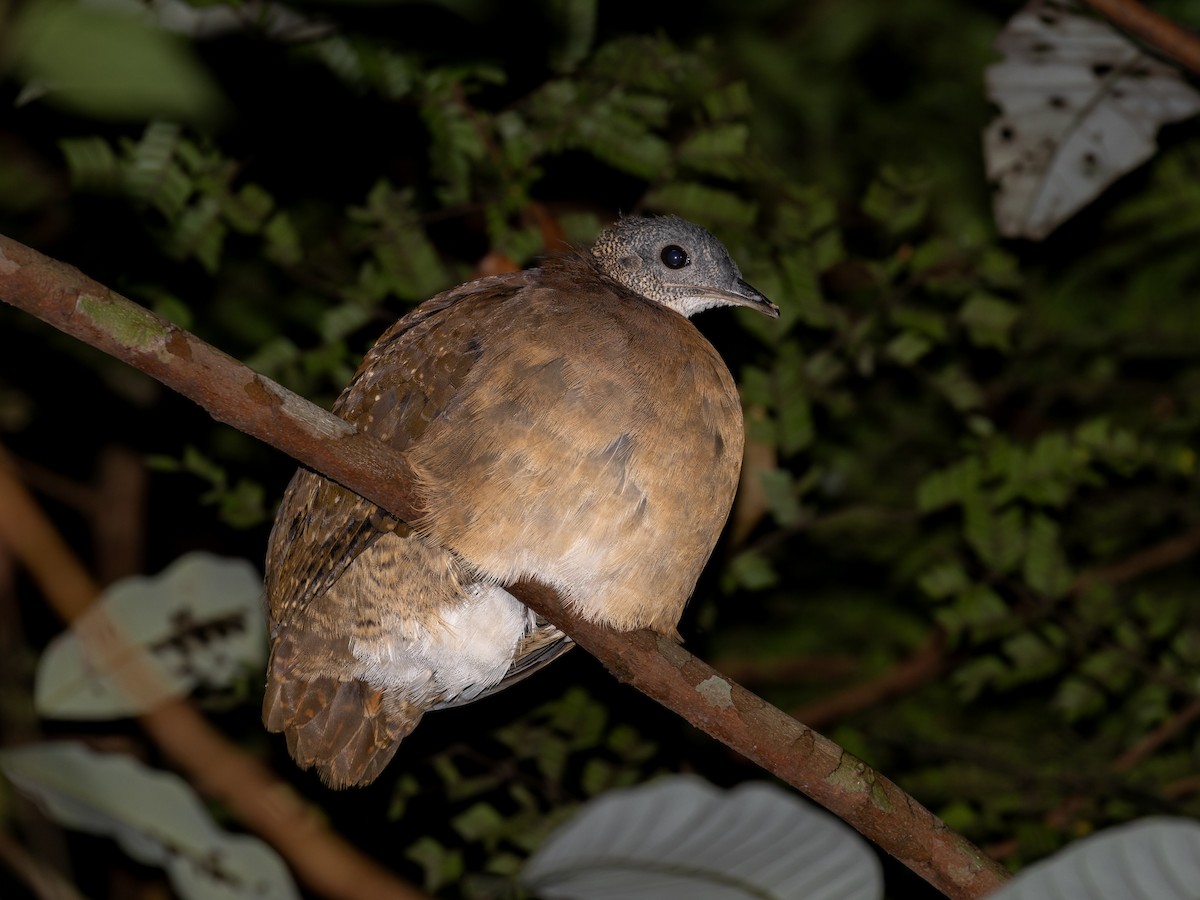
[[715, 653, 860, 685], [790, 632, 948, 729], [794, 522, 1200, 731], [0, 830, 87, 900], [0, 232, 1011, 898], [1081, 0, 1200, 78], [0, 449, 428, 900], [1070, 525, 1200, 596], [93, 446, 146, 584], [1112, 696, 1200, 773]]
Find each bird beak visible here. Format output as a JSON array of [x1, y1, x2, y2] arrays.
[[665, 278, 780, 319], [724, 278, 780, 318]]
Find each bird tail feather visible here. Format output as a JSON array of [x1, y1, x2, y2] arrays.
[[263, 634, 421, 788]]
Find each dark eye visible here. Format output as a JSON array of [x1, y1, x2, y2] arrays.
[[660, 245, 689, 269]]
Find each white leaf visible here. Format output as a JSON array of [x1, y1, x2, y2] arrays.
[[984, 0, 1200, 239], [521, 775, 882, 900], [35, 552, 265, 719], [85, 0, 335, 42], [992, 817, 1200, 899], [0, 742, 298, 900]]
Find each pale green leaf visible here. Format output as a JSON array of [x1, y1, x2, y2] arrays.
[[12, 0, 224, 122], [991, 818, 1200, 900], [35, 553, 265, 719], [0, 742, 296, 899], [523, 776, 882, 900]]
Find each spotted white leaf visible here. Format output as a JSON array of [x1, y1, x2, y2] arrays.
[[521, 775, 882, 900], [35, 552, 265, 719], [0, 742, 298, 900], [984, 0, 1200, 239], [992, 817, 1200, 899]]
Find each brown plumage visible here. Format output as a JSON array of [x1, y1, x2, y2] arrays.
[[263, 215, 778, 787]]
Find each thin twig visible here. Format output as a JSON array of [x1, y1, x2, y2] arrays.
[[790, 632, 947, 728], [1071, 525, 1200, 597], [0, 231, 1011, 899], [1082, 0, 1200, 78], [1113, 696, 1200, 773], [792, 522, 1200, 731], [0, 448, 428, 900], [93, 446, 146, 584], [0, 830, 87, 900]]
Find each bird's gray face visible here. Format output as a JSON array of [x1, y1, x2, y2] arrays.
[[592, 215, 780, 320]]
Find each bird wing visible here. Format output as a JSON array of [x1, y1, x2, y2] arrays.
[[264, 272, 532, 633]]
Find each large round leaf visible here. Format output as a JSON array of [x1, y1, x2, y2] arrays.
[[521, 775, 882, 899]]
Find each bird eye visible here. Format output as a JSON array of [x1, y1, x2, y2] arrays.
[[660, 245, 689, 270]]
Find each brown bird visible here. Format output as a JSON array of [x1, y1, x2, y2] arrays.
[[263, 214, 778, 787]]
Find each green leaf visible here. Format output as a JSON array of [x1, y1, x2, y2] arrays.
[[1055, 676, 1106, 721], [221, 183, 274, 234], [953, 655, 1008, 700], [930, 364, 985, 411], [885, 330, 933, 366], [721, 550, 778, 593], [534, 734, 568, 783], [546, 0, 597, 72], [318, 304, 372, 343], [739, 365, 772, 407], [149, 293, 194, 330], [677, 123, 750, 178], [862, 167, 930, 235], [170, 194, 226, 272], [451, 803, 506, 845], [916, 456, 982, 512], [959, 292, 1020, 351], [918, 560, 969, 599], [12, 0, 224, 122], [1023, 513, 1073, 597], [1079, 648, 1131, 693], [264, 212, 302, 267], [405, 837, 464, 892], [58, 136, 120, 191], [702, 80, 752, 120], [779, 252, 831, 328], [244, 337, 300, 379], [643, 182, 757, 229], [574, 101, 671, 179], [355, 182, 451, 300], [1002, 632, 1061, 683], [581, 758, 617, 796], [965, 501, 1025, 574], [890, 306, 949, 341], [217, 479, 268, 529], [956, 583, 1011, 640], [776, 382, 813, 456], [1171, 628, 1200, 666], [120, 123, 194, 220], [758, 468, 803, 526]]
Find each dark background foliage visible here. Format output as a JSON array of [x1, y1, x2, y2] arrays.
[[3, 0, 1200, 896]]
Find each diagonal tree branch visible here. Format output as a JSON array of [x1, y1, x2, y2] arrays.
[[0, 232, 1011, 899], [1082, 0, 1200, 79]]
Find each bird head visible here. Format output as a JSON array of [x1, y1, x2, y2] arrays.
[[591, 215, 779, 320]]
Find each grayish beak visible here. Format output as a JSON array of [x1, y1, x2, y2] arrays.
[[726, 278, 780, 318]]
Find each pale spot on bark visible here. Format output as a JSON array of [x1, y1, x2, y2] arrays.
[[696, 675, 733, 708]]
